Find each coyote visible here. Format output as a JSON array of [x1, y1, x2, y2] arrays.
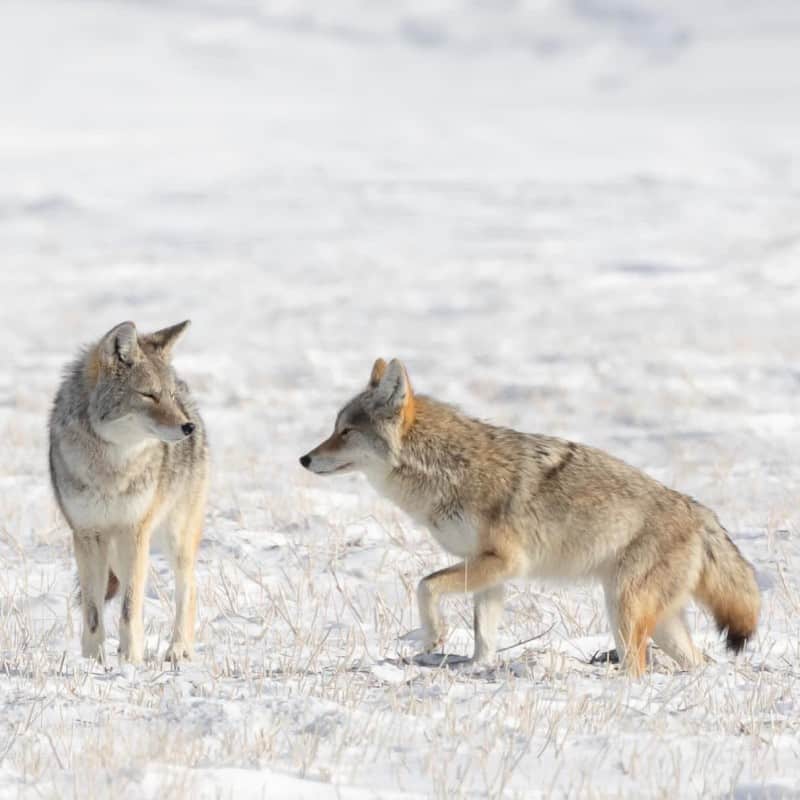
[[300, 358, 760, 676], [49, 321, 208, 664]]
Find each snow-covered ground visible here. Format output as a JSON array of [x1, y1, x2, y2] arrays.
[[1, 0, 800, 796]]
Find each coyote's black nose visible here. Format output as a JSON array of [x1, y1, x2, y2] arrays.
[[182, 422, 195, 436], [299, 454, 311, 469]]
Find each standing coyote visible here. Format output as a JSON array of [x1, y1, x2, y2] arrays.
[[49, 321, 208, 664], [300, 358, 760, 676]]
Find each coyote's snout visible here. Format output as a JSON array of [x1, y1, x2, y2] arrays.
[[50, 320, 209, 665], [300, 429, 355, 474], [302, 358, 761, 677]]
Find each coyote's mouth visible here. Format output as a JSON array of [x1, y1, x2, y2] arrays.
[[317, 462, 353, 475]]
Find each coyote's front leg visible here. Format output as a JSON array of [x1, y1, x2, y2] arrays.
[[416, 552, 513, 661], [116, 525, 153, 664], [73, 532, 110, 662], [473, 584, 505, 665], [164, 514, 203, 663]]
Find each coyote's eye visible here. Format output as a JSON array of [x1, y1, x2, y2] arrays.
[[340, 427, 352, 437], [138, 391, 159, 403]]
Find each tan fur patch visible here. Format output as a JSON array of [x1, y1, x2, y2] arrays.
[[152, 402, 188, 428], [186, 471, 209, 560], [84, 347, 103, 388], [628, 612, 656, 677], [401, 388, 416, 435], [310, 430, 346, 457], [141, 482, 167, 537], [617, 592, 660, 677], [421, 551, 513, 596], [369, 358, 387, 387]]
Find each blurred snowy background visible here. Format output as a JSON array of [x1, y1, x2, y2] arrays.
[[1, 1, 800, 797]]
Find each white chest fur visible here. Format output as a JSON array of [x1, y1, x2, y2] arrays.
[[56, 437, 160, 533], [366, 468, 480, 558], [61, 483, 156, 533]]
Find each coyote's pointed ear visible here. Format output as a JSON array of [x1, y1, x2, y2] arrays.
[[374, 359, 414, 430], [101, 321, 139, 366], [368, 358, 387, 387], [146, 320, 191, 358]]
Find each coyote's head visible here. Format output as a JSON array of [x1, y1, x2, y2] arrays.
[[87, 320, 196, 445], [300, 358, 415, 476]]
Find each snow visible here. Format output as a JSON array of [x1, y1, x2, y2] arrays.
[[1, 0, 800, 796]]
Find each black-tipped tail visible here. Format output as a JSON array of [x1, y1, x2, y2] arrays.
[[726, 629, 750, 654], [694, 513, 760, 654]]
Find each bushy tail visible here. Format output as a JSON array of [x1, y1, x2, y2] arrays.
[[74, 570, 120, 605], [693, 511, 760, 653]]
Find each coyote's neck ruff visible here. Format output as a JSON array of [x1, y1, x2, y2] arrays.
[[55, 412, 162, 511], [301, 358, 760, 676]]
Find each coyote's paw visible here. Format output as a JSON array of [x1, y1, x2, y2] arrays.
[[81, 629, 106, 664], [118, 646, 144, 665], [164, 641, 193, 663], [467, 652, 499, 671], [81, 641, 106, 664], [117, 631, 144, 665]]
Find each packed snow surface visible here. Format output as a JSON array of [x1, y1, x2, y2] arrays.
[[1, 1, 800, 797]]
